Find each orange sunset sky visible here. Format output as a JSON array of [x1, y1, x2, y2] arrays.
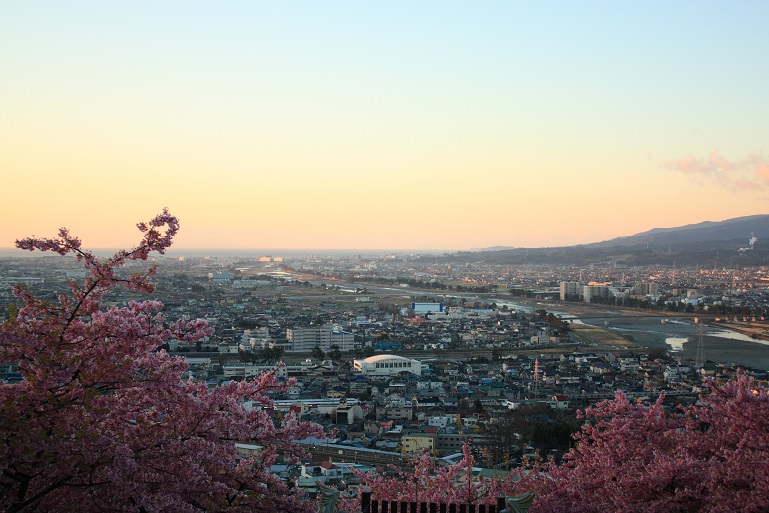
[[2, 2, 768, 252]]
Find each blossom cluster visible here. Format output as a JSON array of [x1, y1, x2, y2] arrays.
[[1, 211, 324, 513]]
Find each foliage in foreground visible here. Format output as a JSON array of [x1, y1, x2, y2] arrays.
[[340, 375, 769, 513], [338, 442, 536, 512], [533, 374, 769, 513], [0, 210, 323, 513]]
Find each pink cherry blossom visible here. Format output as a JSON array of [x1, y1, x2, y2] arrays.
[[339, 441, 538, 512], [532, 374, 769, 513], [1, 211, 323, 513]]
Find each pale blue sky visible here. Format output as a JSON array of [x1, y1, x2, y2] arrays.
[[2, 1, 768, 250]]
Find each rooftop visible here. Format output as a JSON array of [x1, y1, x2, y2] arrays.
[[362, 354, 418, 364]]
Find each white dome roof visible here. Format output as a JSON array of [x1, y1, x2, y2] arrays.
[[362, 354, 415, 364]]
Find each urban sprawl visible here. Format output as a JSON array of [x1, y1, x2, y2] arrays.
[[2, 251, 768, 495]]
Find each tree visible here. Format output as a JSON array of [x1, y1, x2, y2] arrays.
[[533, 374, 769, 513], [311, 346, 326, 361], [242, 346, 284, 364], [0, 210, 323, 513], [646, 347, 670, 361]]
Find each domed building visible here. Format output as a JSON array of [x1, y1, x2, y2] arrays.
[[353, 354, 422, 377]]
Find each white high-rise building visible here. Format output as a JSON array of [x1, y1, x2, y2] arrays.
[[583, 285, 609, 303], [560, 281, 581, 300]]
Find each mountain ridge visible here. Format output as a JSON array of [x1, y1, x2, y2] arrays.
[[454, 214, 769, 267]]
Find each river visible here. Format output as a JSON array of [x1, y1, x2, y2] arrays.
[[487, 299, 769, 370], [579, 315, 769, 370]]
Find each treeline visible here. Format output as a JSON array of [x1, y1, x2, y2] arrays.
[[584, 295, 768, 317]]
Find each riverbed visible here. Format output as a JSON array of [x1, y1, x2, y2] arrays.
[[579, 316, 769, 370], [498, 299, 769, 370]]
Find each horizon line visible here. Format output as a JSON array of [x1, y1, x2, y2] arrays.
[[0, 246, 465, 255]]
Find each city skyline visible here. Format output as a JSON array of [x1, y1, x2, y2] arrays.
[[2, 1, 768, 251]]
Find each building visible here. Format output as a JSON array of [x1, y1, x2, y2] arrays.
[[235, 443, 263, 461], [222, 363, 289, 380], [402, 433, 436, 455], [286, 326, 355, 352], [331, 330, 355, 351], [631, 282, 659, 296], [208, 272, 235, 281], [560, 281, 581, 300], [583, 285, 609, 303], [353, 355, 422, 377], [436, 432, 472, 455], [335, 402, 365, 424], [412, 303, 444, 314]]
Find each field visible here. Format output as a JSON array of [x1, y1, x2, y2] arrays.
[[568, 323, 636, 350]]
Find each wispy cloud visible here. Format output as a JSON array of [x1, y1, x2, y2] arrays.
[[665, 151, 769, 191]]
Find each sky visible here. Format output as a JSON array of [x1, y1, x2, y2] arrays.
[[2, 1, 768, 252]]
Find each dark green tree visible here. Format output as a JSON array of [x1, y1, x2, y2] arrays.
[[311, 346, 326, 361]]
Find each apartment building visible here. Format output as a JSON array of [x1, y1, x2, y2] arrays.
[[286, 325, 355, 352]]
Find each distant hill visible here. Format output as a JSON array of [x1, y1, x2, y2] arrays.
[[468, 245, 517, 252], [449, 215, 769, 267], [589, 214, 769, 250]]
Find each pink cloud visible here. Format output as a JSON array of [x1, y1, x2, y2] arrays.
[[666, 155, 718, 176], [708, 150, 735, 171], [747, 154, 769, 185], [733, 179, 762, 190], [665, 150, 734, 176], [665, 150, 769, 191]]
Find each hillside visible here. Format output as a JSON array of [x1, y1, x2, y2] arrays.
[[445, 215, 769, 267]]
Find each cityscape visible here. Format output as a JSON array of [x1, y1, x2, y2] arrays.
[[2, 1, 769, 512], [3, 238, 769, 504]]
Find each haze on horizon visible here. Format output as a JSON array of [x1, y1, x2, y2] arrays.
[[1, 1, 768, 252]]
